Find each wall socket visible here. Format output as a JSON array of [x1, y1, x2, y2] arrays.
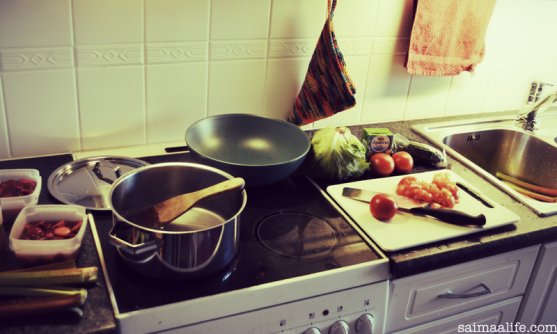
[[524, 81, 554, 106]]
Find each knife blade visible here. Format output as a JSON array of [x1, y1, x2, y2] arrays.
[[342, 187, 486, 227]]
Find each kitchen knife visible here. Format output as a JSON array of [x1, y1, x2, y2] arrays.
[[342, 187, 486, 227]]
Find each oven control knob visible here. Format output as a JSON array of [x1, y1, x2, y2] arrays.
[[303, 327, 322, 334], [355, 314, 375, 334], [328, 320, 349, 334]]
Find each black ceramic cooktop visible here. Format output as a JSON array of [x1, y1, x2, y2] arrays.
[[0, 151, 381, 314], [92, 151, 381, 313]]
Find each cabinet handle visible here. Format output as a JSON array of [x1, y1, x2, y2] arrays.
[[437, 283, 492, 299]]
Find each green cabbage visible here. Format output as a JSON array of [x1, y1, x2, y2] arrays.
[[310, 126, 369, 181]]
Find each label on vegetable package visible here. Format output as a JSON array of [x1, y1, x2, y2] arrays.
[[362, 128, 393, 156]]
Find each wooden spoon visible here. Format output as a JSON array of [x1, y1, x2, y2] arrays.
[[153, 177, 245, 227]]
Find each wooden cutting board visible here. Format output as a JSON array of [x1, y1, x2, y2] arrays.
[[327, 170, 518, 252]]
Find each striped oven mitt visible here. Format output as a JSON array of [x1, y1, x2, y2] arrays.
[[288, 0, 356, 126]]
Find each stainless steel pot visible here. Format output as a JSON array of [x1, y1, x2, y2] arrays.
[[108, 162, 247, 280]]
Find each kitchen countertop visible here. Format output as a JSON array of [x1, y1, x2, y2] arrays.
[[343, 113, 557, 278], [0, 155, 116, 334], [1, 111, 556, 333]]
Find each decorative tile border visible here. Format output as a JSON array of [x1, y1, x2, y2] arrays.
[[268, 38, 372, 59], [372, 37, 409, 55], [0, 47, 73, 71], [0, 38, 408, 71], [337, 38, 373, 56], [268, 39, 315, 59], [146, 41, 208, 64], [210, 40, 266, 61], [76, 44, 143, 67]]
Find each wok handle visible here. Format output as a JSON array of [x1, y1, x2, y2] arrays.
[[408, 207, 487, 227]]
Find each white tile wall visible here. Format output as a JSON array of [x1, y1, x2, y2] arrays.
[[208, 59, 267, 115], [211, 0, 271, 40], [145, 0, 210, 42], [360, 53, 411, 124], [73, 0, 143, 45], [444, 70, 490, 117], [2, 70, 80, 157], [269, 0, 326, 39], [0, 0, 72, 48], [264, 57, 311, 120], [146, 62, 208, 143], [77, 66, 145, 150], [373, 0, 414, 38], [0, 0, 556, 159]]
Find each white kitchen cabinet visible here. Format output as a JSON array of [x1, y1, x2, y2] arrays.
[[518, 240, 557, 325], [391, 296, 522, 334], [385, 246, 539, 333]]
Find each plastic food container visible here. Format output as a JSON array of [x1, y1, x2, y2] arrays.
[[0, 169, 42, 225], [9, 205, 88, 264]]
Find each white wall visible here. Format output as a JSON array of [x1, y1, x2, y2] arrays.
[[0, 0, 556, 159]]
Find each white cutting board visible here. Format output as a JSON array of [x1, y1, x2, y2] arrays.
[[327, 170, 518, 252]]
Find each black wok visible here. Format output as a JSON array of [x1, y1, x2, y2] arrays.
[[185, 114, 310, 186]]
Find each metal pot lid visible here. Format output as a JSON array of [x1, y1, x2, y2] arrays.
[[48, 156, 149, 211]]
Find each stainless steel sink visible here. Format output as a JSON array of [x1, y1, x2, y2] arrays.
[[412, 113, 557, 216]]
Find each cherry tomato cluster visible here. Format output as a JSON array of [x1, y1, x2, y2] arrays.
[[369, 151, 414, 177], [396, 172, 459, 208]]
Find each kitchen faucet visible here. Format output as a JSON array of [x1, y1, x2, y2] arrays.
[[516, 81, 557, 132]]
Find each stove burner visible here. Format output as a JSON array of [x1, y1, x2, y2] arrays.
[[256, 211, 339, 259]]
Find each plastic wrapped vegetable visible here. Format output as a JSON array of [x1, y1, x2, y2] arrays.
[[393, 134, 448, 168], [309, 126, 369, 181]]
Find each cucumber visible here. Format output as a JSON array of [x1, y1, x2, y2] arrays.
[[393, 134, 448, 168]]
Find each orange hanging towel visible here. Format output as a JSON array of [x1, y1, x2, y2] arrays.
[[406, 0, 497, 76]]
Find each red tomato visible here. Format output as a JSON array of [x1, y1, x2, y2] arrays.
[[370, 153, 395, 177], [369, 193, 398, 221], [392, 151, 414, 174]]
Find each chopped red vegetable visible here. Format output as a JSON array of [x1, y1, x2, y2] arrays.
[[396, 172, 459, 208], [19, 220, 82, 240], [0, 178, 37, 198]]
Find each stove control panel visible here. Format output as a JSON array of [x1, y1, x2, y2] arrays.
[[172, 281, 388, 334], [356, 314, 375, 333], [301, 314, 375, 334], [329, 320, 350, 333]]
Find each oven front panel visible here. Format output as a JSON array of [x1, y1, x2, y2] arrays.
[[120, 280, 389, 334]]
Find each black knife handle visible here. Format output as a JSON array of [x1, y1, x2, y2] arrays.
[[409, 207, 487, 226]]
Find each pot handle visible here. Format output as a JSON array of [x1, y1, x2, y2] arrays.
[[92, 161, 121, 184], [109, 222, 159, 256]]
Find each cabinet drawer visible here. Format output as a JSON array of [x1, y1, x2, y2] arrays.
[[391, 296, 522, 334], [386, 246, 538, 332]]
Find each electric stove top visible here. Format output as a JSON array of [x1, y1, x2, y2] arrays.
[[92, 151, 383, 313], [0, 147, 389, 333]]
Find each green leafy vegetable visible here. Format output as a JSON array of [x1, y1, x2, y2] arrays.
[[310, 127, 369, 181]]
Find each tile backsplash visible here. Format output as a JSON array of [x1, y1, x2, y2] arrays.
[[1, 0, 556, 159]]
